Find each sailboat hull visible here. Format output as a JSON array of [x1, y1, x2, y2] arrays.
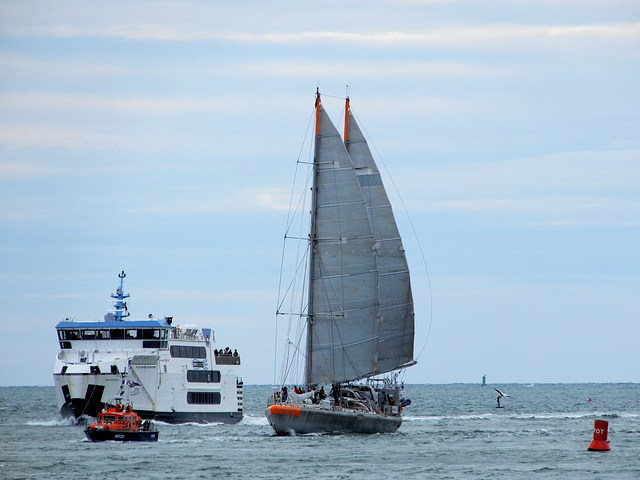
[[266, 404, 402, 435]]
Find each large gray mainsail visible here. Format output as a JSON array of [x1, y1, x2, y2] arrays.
[[306, 103, 379, 385], [345, 107, 415, 375], [305, 96, 414, 386]]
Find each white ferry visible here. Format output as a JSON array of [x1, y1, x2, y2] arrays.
[[53, 271, 243, 424]]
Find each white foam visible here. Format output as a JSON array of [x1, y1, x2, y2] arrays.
[[27, 417, 77, 427], [239, 414, 269, 426]]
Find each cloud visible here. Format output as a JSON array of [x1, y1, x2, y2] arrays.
[[407, 150, 640, 193], [131, 186, 292, 215], [0, 124, 114, 149], [398, 149, 640, 224], [0, 92, 227, 114], [2, 8, 637, 53], [243, 61, 517, 80], [225, 23, 640, 49], [0, 161, 63, 178], [423, 196, 640, 219]]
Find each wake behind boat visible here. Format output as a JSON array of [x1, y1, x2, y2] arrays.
[[265, 90, 416, 435]]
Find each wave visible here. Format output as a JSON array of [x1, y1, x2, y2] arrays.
[[239, 414, 269, 426], [404, 413, 493, 422], [26, 417, 77, 427], [154, 420, 225, 427], [403, 411, 638, 422]]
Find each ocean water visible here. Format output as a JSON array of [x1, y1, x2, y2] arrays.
[[1, 384, 638, 479]]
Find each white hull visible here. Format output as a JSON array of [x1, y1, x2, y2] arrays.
[[53, 356, 242, 424]]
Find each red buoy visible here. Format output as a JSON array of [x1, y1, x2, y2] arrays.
[[587, 420, 610, 451]]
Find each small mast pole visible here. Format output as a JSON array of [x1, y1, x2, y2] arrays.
[[306, 88, 321, 388]]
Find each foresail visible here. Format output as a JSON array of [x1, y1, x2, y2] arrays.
[[307, 105, 379, 386], [345, 110, 415, 375]]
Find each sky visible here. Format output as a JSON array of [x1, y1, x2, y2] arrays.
[[0, 0, 638, 386]]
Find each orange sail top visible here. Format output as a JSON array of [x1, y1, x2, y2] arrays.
[[344, 96, 350, 142], [315, 88, 321, 136]]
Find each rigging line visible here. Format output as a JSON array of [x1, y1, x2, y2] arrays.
[[352, 109, 433, 362], [319, 92, 345, 100], [282, 327, 308, 385], [281, 124, 315, 386], [275, 248, 309, 315], [283, 110, 315, 236], [274, 105, 316, 387]]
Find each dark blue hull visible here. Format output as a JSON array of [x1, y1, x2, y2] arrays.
[[84, 428, 158, 442]]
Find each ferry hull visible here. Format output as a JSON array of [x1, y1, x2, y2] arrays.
[[62, 401, 242, 424], [265, 404, 401, 435], [54, 374, 243, 424], [134, 409, 242, 424]]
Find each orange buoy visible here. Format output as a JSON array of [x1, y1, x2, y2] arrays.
[[587, 420, 610, 451]]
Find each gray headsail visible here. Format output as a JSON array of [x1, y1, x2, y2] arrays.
[[345, 101, 415, 375], [305, 93, 414, 386]]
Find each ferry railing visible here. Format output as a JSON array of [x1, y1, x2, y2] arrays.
[[215, 354, 241, 365]]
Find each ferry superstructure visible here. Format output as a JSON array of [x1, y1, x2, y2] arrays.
[[53, 271, 243, 424]]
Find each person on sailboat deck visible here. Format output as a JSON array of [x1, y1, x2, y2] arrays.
[[331, 384, 341, 405], [281, 386, 288, 402]]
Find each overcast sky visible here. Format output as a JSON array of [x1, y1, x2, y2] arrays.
[[1, 0, 638, 386]]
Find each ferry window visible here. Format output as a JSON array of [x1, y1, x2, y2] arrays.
[[160, 329, 168, 340], [125, 329, 140, 340], [98, 330, 110, 340], [82, 330, 96, 340], [59, 330, 80, 341], [142, 329, 160, 340], [187, 370, 221, 383], [110, 329, 124, 340], [170, 346, 206, 359], [187, 392, 221, 405]]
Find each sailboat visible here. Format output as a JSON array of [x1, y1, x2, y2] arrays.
[[265, 90, 416, 435]]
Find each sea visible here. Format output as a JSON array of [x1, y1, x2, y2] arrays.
[[1, 383, 638, 479]]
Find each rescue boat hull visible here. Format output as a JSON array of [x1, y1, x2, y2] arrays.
[[84, 428, 158, 442]]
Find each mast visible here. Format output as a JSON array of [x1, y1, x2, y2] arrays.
[[111, 270, 130, 322], [305, 88, 321, 388]]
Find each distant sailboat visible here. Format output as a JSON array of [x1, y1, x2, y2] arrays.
[[265, 90, 416, 435]]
